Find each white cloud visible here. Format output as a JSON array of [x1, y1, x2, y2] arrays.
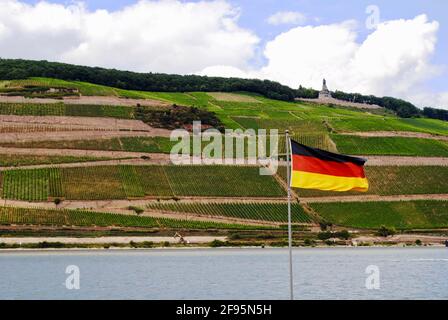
[[407, 91, 448, 109], [0, 0, 259, 74], [199, 65, 253, 78], [267, 11, 307, 26], [202, 14, 446, 108], [0, 23, 6, 38]]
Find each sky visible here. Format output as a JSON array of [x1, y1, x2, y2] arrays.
[[2, 0, 448, 109]]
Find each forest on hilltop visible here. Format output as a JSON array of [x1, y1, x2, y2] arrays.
[[0, 59, 296, 102]]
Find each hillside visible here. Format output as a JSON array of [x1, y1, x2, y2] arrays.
[[3, 58, 443, 120], [0, 76, 447, 247]]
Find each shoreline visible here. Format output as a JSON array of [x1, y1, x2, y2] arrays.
[[0, 243, 445, 253], [1, 233, 447, 252]]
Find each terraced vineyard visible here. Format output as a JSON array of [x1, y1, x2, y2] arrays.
[[0, 165, 285, 201], [0, 135, 278, 158], [62, 166, 126, 200], [119, 166, 146, 198], [277, 133, 337, 153], [0, 206, 262, 230], [311, 200, 448, 229], [233, 118, 327, 133], [1, 168, 54, 201], [146, 202, 312, 223], [134, 166, 173, 197], [0, 103, 134, 119], [329, 118, 448, 135], [164, 165, 285, 197], [0, 137, 175, 154], [332, 135, 448, 157], [0, 124, 112, 133], [0, 154, 114, 167]]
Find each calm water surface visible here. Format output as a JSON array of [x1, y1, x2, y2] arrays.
[[0, 247, 446, 300]]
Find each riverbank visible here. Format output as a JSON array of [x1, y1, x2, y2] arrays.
[[0, 233, 446, 250], [0, 236, 225, 245]]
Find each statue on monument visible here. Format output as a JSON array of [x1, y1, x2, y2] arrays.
[[319, 78, 331, 99]]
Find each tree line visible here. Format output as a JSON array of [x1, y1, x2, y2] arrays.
[[422, 107, 448, 121], [0, 59, 295, 101]]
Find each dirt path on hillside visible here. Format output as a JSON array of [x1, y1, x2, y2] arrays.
[[0, 236, 227, 245], [0, 147, 157, 159], [0, 197, 289, 211], [2, 152, 447, 170], [339, 131, 448, 141], [0, 95, 170, 107], [0, 130, 172, 143], [0, 115, 155, 131], [0, 124, 114, 133], [0, 156, 172, 171], [363, 156, 448, 166], [300, 194, 448, 203]]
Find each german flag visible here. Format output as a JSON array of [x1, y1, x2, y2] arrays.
[[290, 139, 369, 192]]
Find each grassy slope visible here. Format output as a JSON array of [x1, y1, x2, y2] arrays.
[[329, 118, 448, 135], [332, 135, 448, 157]]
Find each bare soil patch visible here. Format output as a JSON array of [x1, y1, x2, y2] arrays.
[[0, 130, 171, 143], [0, 115, 153, 131], [0, 146, 147, 158], [208, 92, 261, 103], [0, 95, 170, 107], [0, 198, 288, 211], [0, 156, 171, 171], [364, 156, 448, 166], [340, 131, 448, 140]]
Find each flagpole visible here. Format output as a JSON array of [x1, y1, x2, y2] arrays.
[[285, 130, 294, 300]]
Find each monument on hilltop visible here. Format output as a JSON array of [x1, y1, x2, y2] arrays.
[[319, 78, 331, 99], [295, 78, 381, 110]]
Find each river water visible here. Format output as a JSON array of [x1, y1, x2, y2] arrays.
[[0, 247, 446, 300]]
